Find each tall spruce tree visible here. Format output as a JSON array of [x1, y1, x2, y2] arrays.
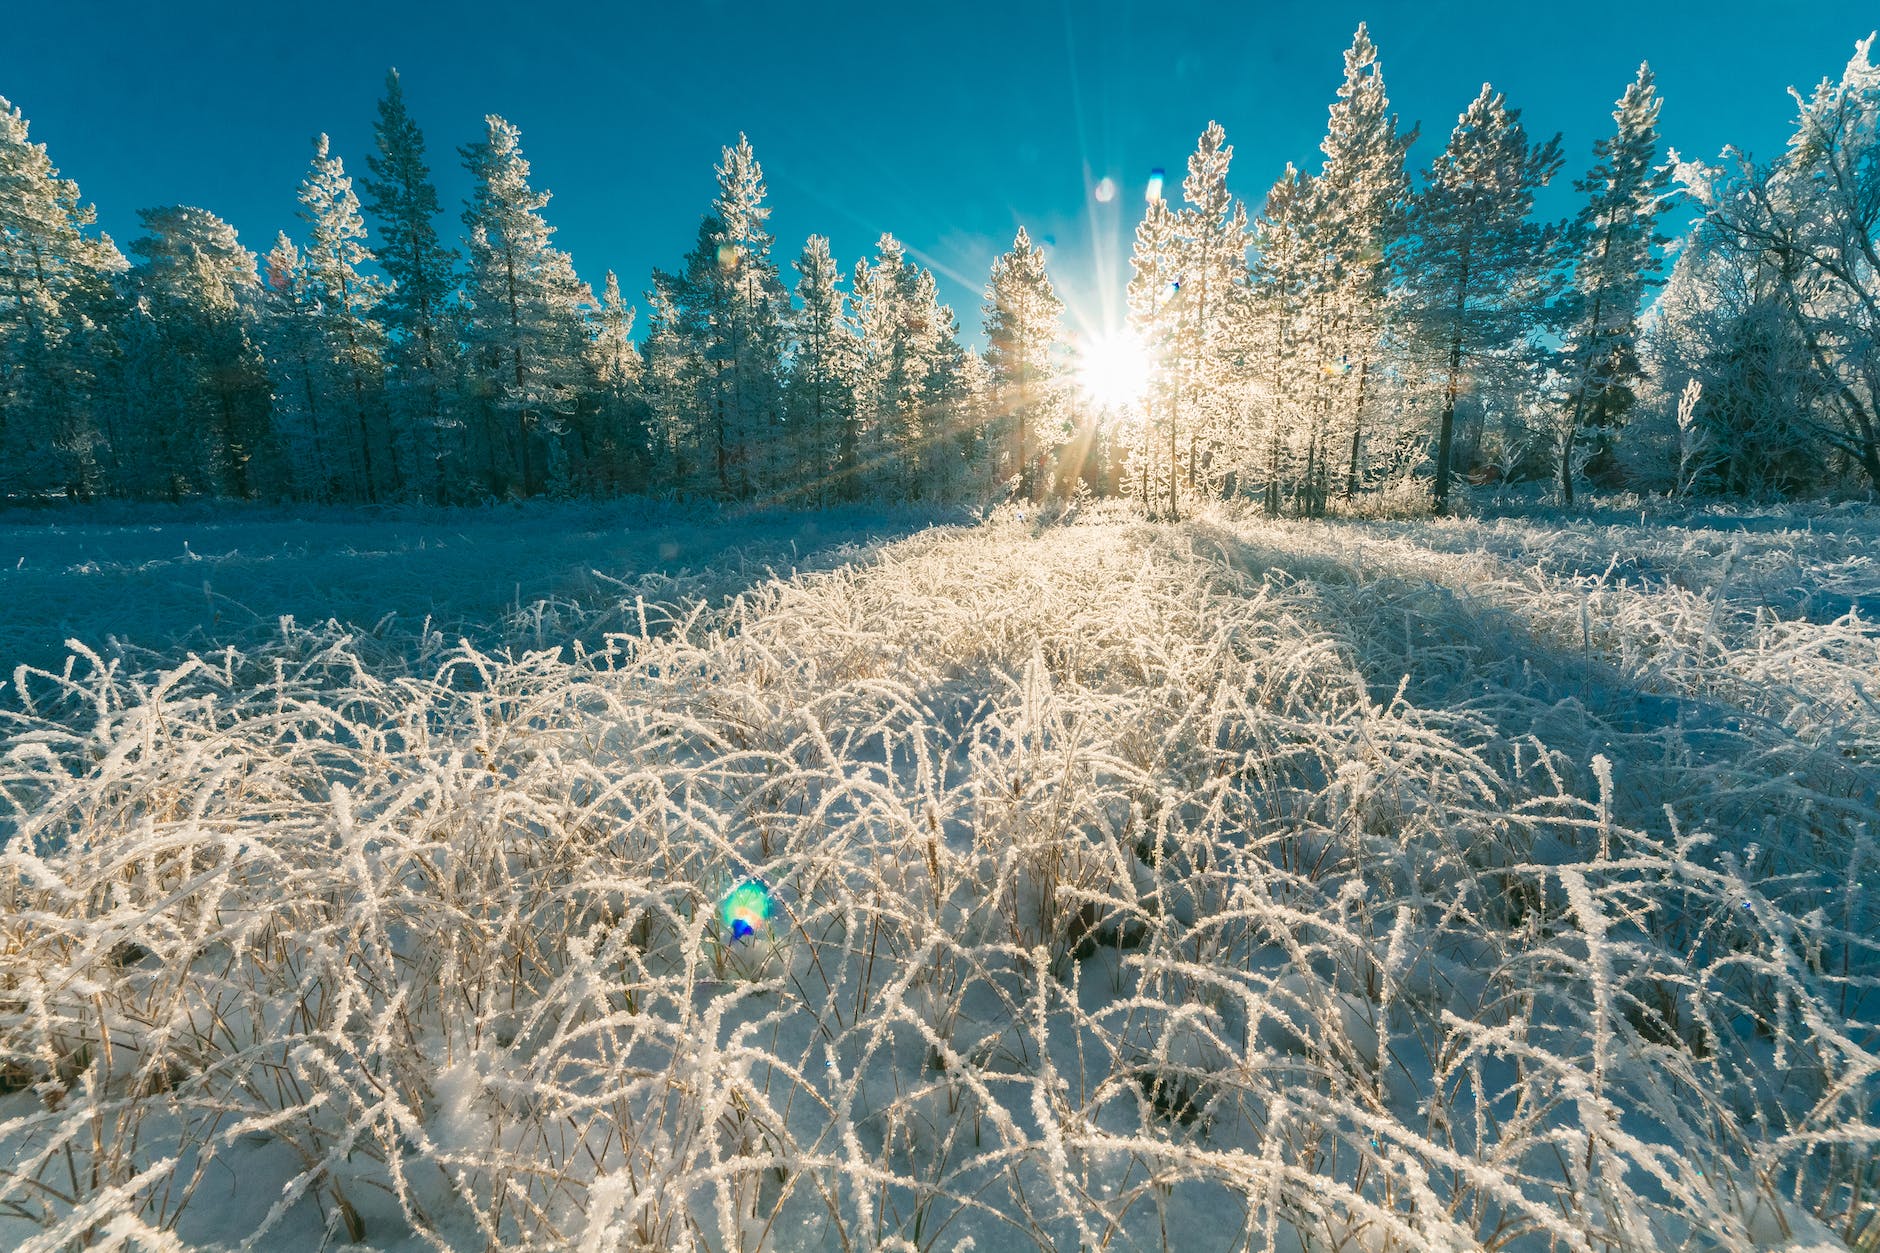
[[0, 95, 124, 498], [649, 218, 726, 495], [709, 135, 787, 497], [1314, 25, 1415, 501], [460, 115, 591, 497], [260, 231, 337, 497], [1169, 122, 1250, 510], [1245, 164, 1315, 515], [851, 234, 951, 500], [1126, 194, 1180, 513], [1399, 85, 1563, 513], [649, 137, 787, 500], [982, 226, 1065, 501], [587, 270, 647, 493], [298, 134, 390, 500], [126, 206, 273, 499], [1552, 64, 1669, 503], [362, 69, 458, 500], [785, 235, 857, 504]]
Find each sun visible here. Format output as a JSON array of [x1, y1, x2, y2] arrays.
[[1075, 328, 1153, 413]]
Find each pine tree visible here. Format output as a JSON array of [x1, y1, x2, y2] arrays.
[[460, 114, 591, 497], [0, 95, 124, 498], [1552, 63, 1669, 503], [649, 218, 724, 495], [1126, 194, 1180, 513], [1398, 85, 1564, 513], [642, 277, 698, 490], [126, 206, 273, 498], [1244, 164, 1315, 515], [921, 294, 974, 498], [902, 265, 961, 498], [298, 134, 390, 500], [982, 226, 1065, 501], [648, 137, 788, 500], [1314, 25, 1415, 501], [362, 68, 458, 500], [1168, 122, 1250, 512], [709, 135, 787, 497], [851, 234, 953, 499], [260, 231, 337, 497], [587, 270, 648, 492], [784, 235, 856, 504]]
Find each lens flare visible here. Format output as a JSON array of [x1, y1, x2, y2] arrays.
[[1145, 168, 1165, 202], [719, 878, 775, 942], [1076, 328, 1153, 413], [1094, 176, 1117, 203]]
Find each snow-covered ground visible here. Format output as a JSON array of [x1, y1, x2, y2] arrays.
[[2, 500, 1877, 1252], [0, 500, 943, 674]]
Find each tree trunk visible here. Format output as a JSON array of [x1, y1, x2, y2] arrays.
[[1433, 329, 1464, 516], [1344, 357, 1369, 499]]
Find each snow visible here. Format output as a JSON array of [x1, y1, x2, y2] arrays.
[[2, 498, 1877, 1251]]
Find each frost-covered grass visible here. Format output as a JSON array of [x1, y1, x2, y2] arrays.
[[2, 500, 1877, 1252]]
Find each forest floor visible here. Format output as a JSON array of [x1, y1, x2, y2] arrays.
[[2, 498, 1877, 1252]]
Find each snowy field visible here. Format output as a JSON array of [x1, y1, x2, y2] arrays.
[[2, 500, 1878, 1251], [0, 502, 941, 675]]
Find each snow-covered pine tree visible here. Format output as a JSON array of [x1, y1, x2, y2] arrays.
[[641, 277, 699, 491], [298, 134, 391, 500], [1398, 85, 1564, 513], [1551, 63, 1669, 503], [1169, 122, 1250, 511], [585, 270, 648, 493], [1312, 25, 1414, 501], [981, 226, 1066, 501], [921, 294, 974, 498], [362, 68, 459, 501], [460, 115, 592, 497], [648, 138, 788, 500], [0, 95, 125, 499], [1126, 194, 1180, 513], [125, 206, 274, 499], [951, 346, 997, 500], [649, 217, 725, 495], [260, 231, 338, 497], [904, 265, 965, 498], [709, 135, 788, 498], [850, 234, 953, 500], [785, 235, 857, 504], [1244, 164, 1315, 516]]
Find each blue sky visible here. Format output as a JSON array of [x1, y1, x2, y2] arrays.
[[5, 1, 1876, 344]]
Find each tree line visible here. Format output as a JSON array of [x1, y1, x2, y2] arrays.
[[1, 29, 1876, 513], [1112, 27, 1880, 519]]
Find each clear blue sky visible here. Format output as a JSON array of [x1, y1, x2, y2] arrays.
[[5, 1, 1875, 344]]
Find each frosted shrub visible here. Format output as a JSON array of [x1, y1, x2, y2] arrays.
[[2, 502, 1876, 1251]]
